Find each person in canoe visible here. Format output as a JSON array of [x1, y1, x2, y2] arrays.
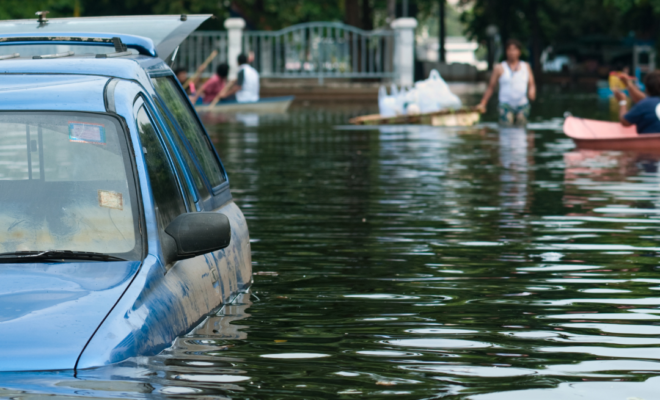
[[476, 39, 536, 125], [613, 70, 660, 133], [174, 68, 197, 101], [193, 63, 230, 104], [211, 53, 260, 105]]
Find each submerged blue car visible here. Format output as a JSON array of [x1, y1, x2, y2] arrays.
[[0, 15, 251, 371]]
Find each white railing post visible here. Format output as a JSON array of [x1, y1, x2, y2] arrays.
[[224, 18, 245, 80], [391, 17, 418, 86], [261, 36, 272, 76]]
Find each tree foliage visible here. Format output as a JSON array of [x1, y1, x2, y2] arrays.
[[459, 0, 660, 50], [605, 0, 660, 13], [230, 0, 345, 30], [0, 0, 429, 30], [4, 0, 660, 53], [456, 0, 660, 71]]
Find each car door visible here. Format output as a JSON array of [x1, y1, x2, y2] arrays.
[[76, 86, 244, 368], [133, 97, 228, 306], [148, 75, 251, 299]]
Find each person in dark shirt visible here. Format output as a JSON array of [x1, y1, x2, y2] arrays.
[[615, 70, 660, 134]]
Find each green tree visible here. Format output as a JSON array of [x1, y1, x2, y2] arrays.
[[229, 0, 344, 30], [459, 0, 660, 72], [0, 0, 77, 19], [0, 0, 224, 19]]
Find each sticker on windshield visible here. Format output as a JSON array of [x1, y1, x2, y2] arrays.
[[98, 190, 123, 210], [69, 122, 106, 144]]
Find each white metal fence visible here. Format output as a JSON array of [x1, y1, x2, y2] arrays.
[[174, 21, 398, 84], [173, 31, 228, 77], [243, 22, 395, 83]]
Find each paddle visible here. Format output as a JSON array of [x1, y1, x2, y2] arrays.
[[183, 49, 219, 90]]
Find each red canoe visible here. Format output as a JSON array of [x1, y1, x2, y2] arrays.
[[563, 116, 660, 151]]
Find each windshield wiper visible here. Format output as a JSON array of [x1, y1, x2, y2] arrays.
[[0, 250, 127, 262]]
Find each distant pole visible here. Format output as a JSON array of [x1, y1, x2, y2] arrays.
[[486, 25, 499, 71], [403, 0, 409, 17], [439, 0, 446, 63], [387, 0, 396, 23]]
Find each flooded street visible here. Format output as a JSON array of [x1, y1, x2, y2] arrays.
[[5, 91, 660, 399]]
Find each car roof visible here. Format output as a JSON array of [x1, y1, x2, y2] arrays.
[[0, 55, 175, 111], [0, 74, 109, 112], [0, 54, 169, 78]]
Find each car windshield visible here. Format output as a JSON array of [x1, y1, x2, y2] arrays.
[[0, 112, 142, 260]]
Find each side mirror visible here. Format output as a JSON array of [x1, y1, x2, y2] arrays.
[[164, 212, 231, 261]]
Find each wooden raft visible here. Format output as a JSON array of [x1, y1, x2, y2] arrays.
[[349, 107, 481, 127]]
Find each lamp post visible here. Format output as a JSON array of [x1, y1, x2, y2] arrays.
[[439, 0, 446, 63], [486, 24, 500, 71]]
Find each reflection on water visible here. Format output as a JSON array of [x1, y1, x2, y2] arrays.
[[6, 97, 660, 399]]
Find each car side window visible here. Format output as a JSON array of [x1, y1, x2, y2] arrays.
[[151, 76, 226, 188], [136, 106, 187, 236], [154, 101, 210, 200]]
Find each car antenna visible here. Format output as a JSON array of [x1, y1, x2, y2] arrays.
[[36, 11, 49, 27]]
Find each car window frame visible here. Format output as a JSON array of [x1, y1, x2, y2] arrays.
[[133, 97, 192, 217], [149, 79, 218, 193], [151, 95, 212, 203], [148, 71, 230, 195], [137, 95, 202, 210], [114, 109, 148, 261]]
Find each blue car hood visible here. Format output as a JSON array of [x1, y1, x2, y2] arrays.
[[0, 261, 141, 371]]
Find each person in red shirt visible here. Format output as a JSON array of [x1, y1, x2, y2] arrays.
[[194, 63, 229, 104]]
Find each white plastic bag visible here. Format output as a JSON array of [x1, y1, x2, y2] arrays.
[[406, 103, 421, 115], [378, 85, 397, 117], [404, 86, 418, 115], [416, 80, 438, 113], [431, 69, 462, 109], [390, 83, 399, 98], [415, 70, 462, 113], [395, 85, 408, 115]]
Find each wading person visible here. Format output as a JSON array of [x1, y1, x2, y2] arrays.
[[477, 39, 536, 125], [615, 70, 660, 134], [211, 53, 260, 105]]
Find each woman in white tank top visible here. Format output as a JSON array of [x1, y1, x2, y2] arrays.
[[477, 39, 536, 125]]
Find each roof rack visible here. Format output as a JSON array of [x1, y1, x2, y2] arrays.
[[0, 35, 150, 57], [0, 53, 19, 60], [95, 51, 132, 59], [94, 37, 131, 58], [33, 51, 74, 59], [0, 36, 133, 60], [0, 36, 125, 46]]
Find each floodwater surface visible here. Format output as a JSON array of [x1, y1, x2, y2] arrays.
[[4, 91, 660, 399]]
